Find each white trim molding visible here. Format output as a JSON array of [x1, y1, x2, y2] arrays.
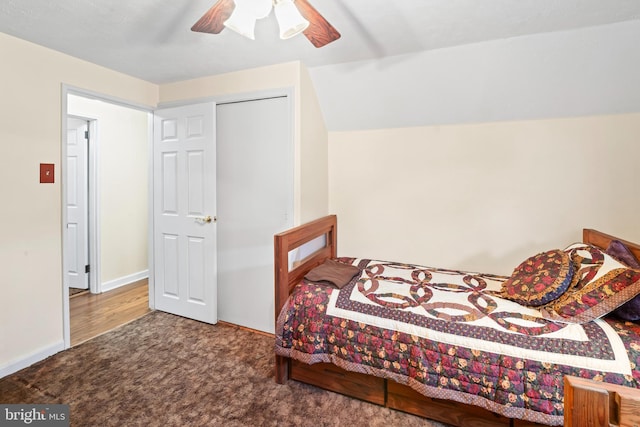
[[101, 270, 149, 293], [0, 341, 64, 379]]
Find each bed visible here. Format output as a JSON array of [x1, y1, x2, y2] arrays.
[[274, 215, 640, 427]]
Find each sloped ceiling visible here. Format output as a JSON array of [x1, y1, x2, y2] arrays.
[[310, 20, 640, 131]]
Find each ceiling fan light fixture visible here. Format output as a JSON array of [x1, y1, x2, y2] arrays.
[[249, 0, 273, 19], [274, 0, 309, 40], [223, 0, 259, 40]]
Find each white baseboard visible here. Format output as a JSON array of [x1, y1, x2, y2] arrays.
[[1, 271, 149, 379], [0, 341, 64, 379], [101, 270, 149, 293]]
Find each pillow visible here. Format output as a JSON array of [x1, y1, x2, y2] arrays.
[[541, 244, 640, 324], [304, 259, 360, 289], [606, 240, 640, 321], [606, 240, 640, 269], [499, 249, 574, 307]]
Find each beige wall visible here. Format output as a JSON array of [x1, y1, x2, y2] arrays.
[[160, 62, 300, 103], [299, 64, 329, 223], [329, 113, 640, 275], [0, 32, 158, 373], [67, 95, 149, 285]]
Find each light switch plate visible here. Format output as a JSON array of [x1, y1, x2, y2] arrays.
[[40, 163, 54, 183]]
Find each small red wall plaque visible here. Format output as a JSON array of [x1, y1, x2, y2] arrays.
[[40, 163, 55, 183]]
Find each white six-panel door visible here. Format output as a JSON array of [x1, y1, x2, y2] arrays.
[[66, 118, 89, 290], [153, 103, 217, 324]]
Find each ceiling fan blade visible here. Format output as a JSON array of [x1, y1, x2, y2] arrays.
[[191, 0, 235, 34], [295, 0, 341, 48]]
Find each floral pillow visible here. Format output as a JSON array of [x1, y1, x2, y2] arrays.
[[499, 249, 574, 307], [606, 240, 640, 321], [541, 243, 640, 324]]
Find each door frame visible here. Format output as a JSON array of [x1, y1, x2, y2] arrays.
[[60, 84, 154, 349]]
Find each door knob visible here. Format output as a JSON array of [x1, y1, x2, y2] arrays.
[[195, 215, 215, 224]]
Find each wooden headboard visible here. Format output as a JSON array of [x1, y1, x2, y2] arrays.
[[274, 214, 337, 313], [583, 228, 640, 261], [274, 215, 337, 383]]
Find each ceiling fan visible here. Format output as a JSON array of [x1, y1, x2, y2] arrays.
[[191, 0, 341, 47]]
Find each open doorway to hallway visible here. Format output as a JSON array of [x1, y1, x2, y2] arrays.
[[63, 91, 151, 347]]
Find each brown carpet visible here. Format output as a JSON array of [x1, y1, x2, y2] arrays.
[[1, 311, 450, 427]]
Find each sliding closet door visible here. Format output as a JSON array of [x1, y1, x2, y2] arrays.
[[216, 96, 293, 333]]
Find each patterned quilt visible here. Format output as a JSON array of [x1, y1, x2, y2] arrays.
[[275, 258, 640, 426]]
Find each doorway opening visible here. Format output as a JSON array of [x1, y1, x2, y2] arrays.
[[62, 87, 152, 348]]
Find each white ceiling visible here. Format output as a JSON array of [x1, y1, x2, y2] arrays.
[[1, 0, 639, 84]]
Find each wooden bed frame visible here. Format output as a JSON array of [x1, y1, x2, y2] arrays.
[[274, 215, 640, 427]]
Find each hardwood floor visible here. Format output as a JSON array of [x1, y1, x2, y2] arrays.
[[70, 279, 150, 346]]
